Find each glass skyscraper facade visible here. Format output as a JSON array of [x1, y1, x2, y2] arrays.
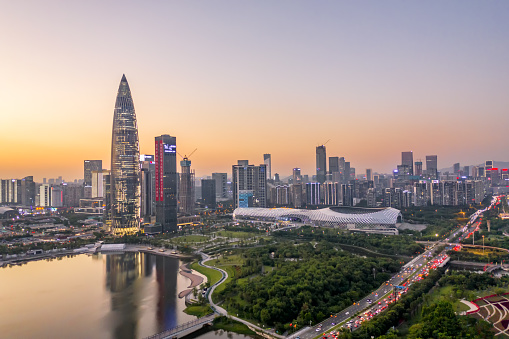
[[110, 74, 141, 235]]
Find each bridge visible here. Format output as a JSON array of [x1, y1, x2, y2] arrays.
[[144, 313, 217, 339]]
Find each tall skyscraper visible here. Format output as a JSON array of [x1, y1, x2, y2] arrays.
[[212, 173, 228, 200], [201, 179, 216, 209], [426, 155, 438, 179], [293, 168, 302, 184], [110, 75, 141, 235], [366, 168, 373, 181], [232, 160, 267, 208], [329, 157, 339, 174], [316, 145, 326, 184], [155, 135, 178, 232], [401, 151, 414, 176], [84, 160, 102, 186], [140, 154, 156, 220], [179, 157, 195, 215], [414, 161, 423, 176], [453, 163, 461, 174], [263, 154, 272, 181]]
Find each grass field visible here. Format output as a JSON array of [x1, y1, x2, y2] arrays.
[[190, 262, 223, 286], [173, 235, 210, 243], [215, 231, 257, 239], [184, 304, 213, 317]]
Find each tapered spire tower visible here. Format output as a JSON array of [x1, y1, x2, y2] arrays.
[[109, 74, 141, 235]]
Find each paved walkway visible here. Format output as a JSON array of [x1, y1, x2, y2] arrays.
[[198, 252, 284, 339], [460, 299, 479, 313]]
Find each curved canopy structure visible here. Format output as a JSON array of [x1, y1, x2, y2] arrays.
[[233, 206, 402, 229]]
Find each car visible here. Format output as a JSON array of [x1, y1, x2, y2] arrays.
[[345, 312, 349, 315]]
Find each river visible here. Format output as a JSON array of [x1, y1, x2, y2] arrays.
[[0, 252, 198, 339]]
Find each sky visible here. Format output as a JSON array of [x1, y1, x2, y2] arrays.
[[1, 1, 508, 182]]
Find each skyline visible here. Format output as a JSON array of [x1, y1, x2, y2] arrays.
[[1, 1, 509, 181]]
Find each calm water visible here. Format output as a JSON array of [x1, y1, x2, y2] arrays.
[[0, 252, 195, 339]]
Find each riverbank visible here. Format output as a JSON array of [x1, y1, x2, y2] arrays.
[[179, 263, 204, 298]]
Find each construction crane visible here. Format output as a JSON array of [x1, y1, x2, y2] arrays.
[[177, 148, 198, 161], [318, 139, 330, 147]]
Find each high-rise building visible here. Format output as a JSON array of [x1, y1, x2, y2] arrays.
[[344, 162, 351, 183], [212, 173, 228, 200], [329, 157, 339, 174], [293, 168, 302, 184], [110, 75, 141, 235], [462, 166, 470, 177], [316, 146, 327, 184], [414, 161, 423, 176], [140, 155, 156, 220], [453, 163, 461, 174], [366, 169, 373, 181], [201, 179, 216, 209], [155, 135, 178, 232], [232, 160, 267, 208], [401, 151, 414, 176], [426, 155, 438, 179], [21, 176, 35, 206], [179, 157, 195, 215], [39, 184, 51, 207], [263, 154, 272, 181], [84, 160, 102, 186], [306, 182, 321, 205]]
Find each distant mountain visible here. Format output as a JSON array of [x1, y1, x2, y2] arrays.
[[439, 161, 509, 173]]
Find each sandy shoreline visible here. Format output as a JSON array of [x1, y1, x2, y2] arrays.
[[178, 263, 204, 298]]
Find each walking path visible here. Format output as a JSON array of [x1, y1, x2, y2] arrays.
[[460, 299, 479, 313], [198, 251, 284, 339]]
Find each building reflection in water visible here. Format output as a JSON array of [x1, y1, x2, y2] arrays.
[[104, 252, 180, 339]]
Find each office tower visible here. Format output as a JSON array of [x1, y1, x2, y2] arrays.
[[453, 163, 460, 174], [293, 168, 302, 184], [316, 145, 327, 184], [344, 162, 351, 182], [471, 166, 479, 178], [84, 160, 102, 186], [462, 166, 470, 177], [350, 168, 356, 180], [201, 179, 216, 209], [413, 182, 428, 207], [212, 173, 228, 200], [179, 157, 195, 215], [274, 173, 280, 183], [341, 184, 353, 206], [39, 184, 51, 207], [91, 170, 107, 198], [50, 185, 63, 207], [110, 75, 141, 235], [426, 155, 438, 179], [401, 151, 414, 176], [306, 182, 321, 205], [485, 160, 494, 171], [365, 188, 375, 207], [329, 157, 339, 174], [232, 160, 267, 208], [414, 161, 423, 176], [322, 182, 339, 205], [273, 185, 290, 205], [366, 169, 373, 181], [63, 183, 84, 207], [263, 154, 272, 181], [0, 179, 21, 204], [155, 135, 178, 231], [140, 155, 156, 219], [290, 183, 303, 208], [21, 176, 35, 206]]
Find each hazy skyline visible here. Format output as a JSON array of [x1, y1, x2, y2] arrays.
[[1, 1, 508, 182]]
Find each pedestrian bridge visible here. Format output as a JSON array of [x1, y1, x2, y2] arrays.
[[144, 313, 217, 339]]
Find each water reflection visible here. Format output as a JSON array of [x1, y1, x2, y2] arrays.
[[0, 252, 192, 339]]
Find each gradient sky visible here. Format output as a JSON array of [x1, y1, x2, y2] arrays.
[[1, 1, 509, 182]]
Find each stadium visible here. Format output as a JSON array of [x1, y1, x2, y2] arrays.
[[233, 206, 403, 235]]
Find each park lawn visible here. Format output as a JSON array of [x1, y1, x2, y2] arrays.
[[174, 235, 209, 243], [207, 254, 243, 266], [190, 262, 222, 286], [184, 304, 213, 317], [213, 316, 257, 335], [216, 231, 256, 239], [213, 265, 237, 295]]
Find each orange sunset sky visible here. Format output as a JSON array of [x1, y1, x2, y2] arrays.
[[1, 1, 508, 182]]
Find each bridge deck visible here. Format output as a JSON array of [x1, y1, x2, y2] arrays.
[[144, 314, 217, 339]]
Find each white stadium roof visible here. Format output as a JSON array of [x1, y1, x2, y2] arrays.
[[233, 206, 402, 228]]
